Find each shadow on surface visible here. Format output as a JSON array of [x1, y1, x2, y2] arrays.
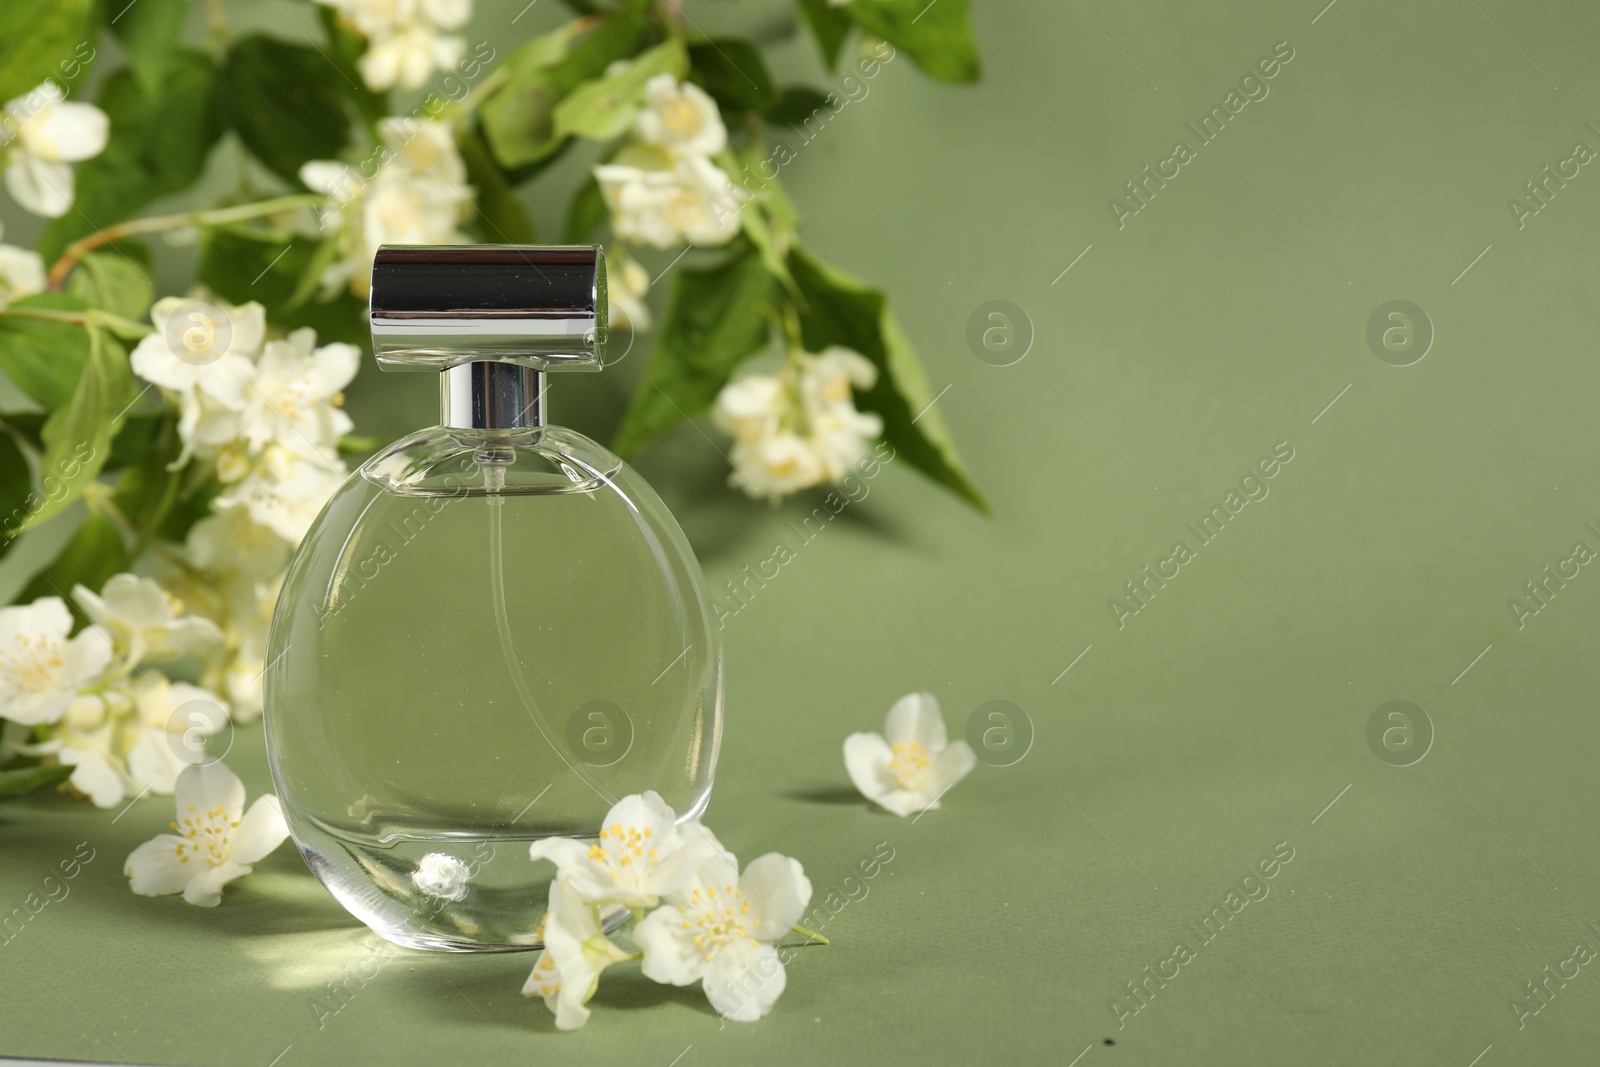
[[781, 786, 872, 807], [405, 958, 716, 1035]]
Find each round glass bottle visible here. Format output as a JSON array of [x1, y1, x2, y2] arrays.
[[263, 247, 722, 951]]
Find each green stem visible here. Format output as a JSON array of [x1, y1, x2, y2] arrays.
[[47, 194, 325, 290], [780, 322, 810, 436], [792, 924, 829, 945], [82, 483, 139, 540], [779, 305, 804, 354], [0, 306, 154, 337]]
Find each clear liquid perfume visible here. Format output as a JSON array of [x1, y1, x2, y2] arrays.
[[263, 246, 723, 951]]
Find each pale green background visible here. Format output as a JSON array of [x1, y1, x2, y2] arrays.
[[5, 0, 1600, 1064]]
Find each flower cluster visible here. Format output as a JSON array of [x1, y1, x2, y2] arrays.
[[300, 118, 475, 298], [712, 346, 885, 502], [316, 0, 473, 91], [1, 80, 108, 218], [524, 792, 813, 1029], [595, 76, 741, 252], [844, 692, 976, 816], [0, 576, 226, 808], [130, 295, 358, 719]]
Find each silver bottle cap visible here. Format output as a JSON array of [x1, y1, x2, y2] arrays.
[[369, 245, 607, 371]]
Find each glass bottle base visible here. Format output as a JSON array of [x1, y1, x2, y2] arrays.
[[292, 817, 624, 952]]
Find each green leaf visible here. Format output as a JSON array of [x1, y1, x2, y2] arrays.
[[457, 124, 536, 244], [157, 469, 221, 545], [797, 0, 853, 69], [0, 764, 73, 801], [788, 245, 988, 512], [112, 411, 183, 550], [688, 38, 777, 115], [65, 250, 154, 321], [727, 145, 798, 292], [555, 38, 686, 142], [24, 327, 134, 530], [104, 412, 166, 470], [479, 24, 585, 168], [613, 241, 773, 458], [38, 50, 222, 262], [17, 510, 130, 610], [0, 293, 92, 407], [480, 11, 651, 168], [197, 225, 367, 345], [843, 0, 981, 83], [0, 431, 31, 560], [502, 138, 575, 188], [219, 34, 351, 186], [315, 3, 389, 131], [737, 202, 793, 297], [107, 0, 189, 97], [1, 413, 44, 451], [0, 0, 95, 102], [765, 86, 832, 126], [563, 174, 607, 244]]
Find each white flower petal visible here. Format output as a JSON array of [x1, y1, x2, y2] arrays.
[[635, 903, 705, 986], [182, 860, 250, 907], [703, 939, 784, 1022], [309, 341, 361, 395], [129, 332, 194, 392], [422, 0, 471, 30], [647, 830, 728, 899], [358, 42, 403, 92], [602, 791, 677, 847], [0, 243, 45, 306], [174, 760, 245, 822], [232, 794, 289, 864], [2, 691, 70, 726], [527, 835, 591, 871], [884, 691, 947, 751], [126, 729, 191, 795], [62, 625, 113, 686], [125, 835, 193, 896], [740, 853, 811, 934], [60, 747, 127, 808], [636, 76, 727, 157], [521, 947, 568, 1026], [673, 821, 738, 868], [535, 880, 625, 1030], [0, 595, 72, 641], [843, 731, 895, 804], [300, 160, 356, 200], [198, 353, 260, 410], [163, 615, 225, 661], [229, 301, 267, 357], [77, 573, 166, 629], [522, 947, 561, 998], [925, 739, 977, 797], [870, 788, 930, 818], [4, 153, 73, 217], [34, 100, 109, 162]]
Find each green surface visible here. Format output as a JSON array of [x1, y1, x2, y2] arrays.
[[7, 0, 1600, 1063]]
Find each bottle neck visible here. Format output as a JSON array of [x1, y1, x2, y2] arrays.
[[441, 362, 546, 430]]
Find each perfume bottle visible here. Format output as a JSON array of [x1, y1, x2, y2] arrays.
[[263, 246, 723, 951]]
